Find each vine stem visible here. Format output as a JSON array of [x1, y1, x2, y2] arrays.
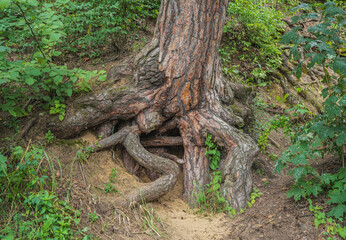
[[15, 3, 51, 68], [342, 145, 345, 169]]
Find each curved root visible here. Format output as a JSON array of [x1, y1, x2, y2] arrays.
[[87, 127, 179, 208]]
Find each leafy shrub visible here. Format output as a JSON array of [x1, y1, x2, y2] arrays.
[[221, 0, 285, 81], [47, 0, 160, 56], [0, 0, 106, 118], [0, 145, 88, 239], [274, 2, 345, 236]]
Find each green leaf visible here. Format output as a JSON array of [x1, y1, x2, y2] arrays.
[[25, 77, 36, 85], [291, 167, 308, 181], [53, 75, 63, 84], [8, 108, 16, 117], [99, 74, 107, 82], [327, 190, 346, 204], [281, 27, 301, 44], [42, 217, 53, 231], [65, 88, 72, 97], [50, 32, 62, 42], [332, 59, 346, 75], [0, 78, 9, 84], [294, 62, 302, 79], [0, 0, 11, 10], [307, 53, 325, 68], [336, 134, 345, 147], [327, 204, 346, 219], [52, 51, 62, 56], [314, 212, 326, 229], [0, 45, 10, 52], [337, 226, 346, 238], [0, 153, 7, 175], [290, 153, 309, 165], [323, 5, 344, 18], [29, 68, 41, 76], [27, 0, 39, 6], [306, 184, 322, 197], [11, 146, 23, 160], [287, 186, 304, 201]]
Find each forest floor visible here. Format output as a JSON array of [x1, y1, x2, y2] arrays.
[[0, 59, 334, 239], [1, 103, 333, 240], [0, 19, 339, 240]]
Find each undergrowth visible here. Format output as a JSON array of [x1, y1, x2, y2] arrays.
[[261, 3, 345, 238], [0, 143, 93, 239], [221, 0, 286, 85], [193, 134, 236, 216], [194, 134, 262, 217], [0, 0, 160, 119]]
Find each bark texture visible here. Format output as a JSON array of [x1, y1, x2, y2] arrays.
[[48, 0, 259, 209]]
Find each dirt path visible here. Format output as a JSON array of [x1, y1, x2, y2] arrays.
[[150, 167, 321, 240]]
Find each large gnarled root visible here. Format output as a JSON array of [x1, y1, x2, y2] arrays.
[[180, 110, 259, 209], [88, 126, 180, 208]]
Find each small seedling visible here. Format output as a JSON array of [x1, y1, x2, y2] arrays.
[[256, 168, 265, 176], [88, 211, 99, 223], [268, 153, 278, 161], [104, 168, 119, 193], [247, 187, 262, 208], [75, 146, 94, 162], [45, 130, 55, 143]]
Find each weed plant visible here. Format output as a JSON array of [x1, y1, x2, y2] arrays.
[[194, 134, 236, 216], [0, 144, 92, 239]]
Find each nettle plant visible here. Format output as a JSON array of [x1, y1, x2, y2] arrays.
[[0, 0, 106, 119], [275, 2, 345, 231]]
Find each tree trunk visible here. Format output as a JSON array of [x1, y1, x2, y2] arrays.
[[48, 0, 259, 209]]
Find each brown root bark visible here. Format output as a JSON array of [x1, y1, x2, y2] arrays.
[[87, 126, 179, 207], [180, 110, 258, 208]]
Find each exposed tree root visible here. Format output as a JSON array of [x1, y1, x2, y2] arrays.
[[141, 136, 183, 147], [88, 126, 179, 207], [117, 132, 179, 207], [48, 0, 260, 210], [180, 110, 259, 208]]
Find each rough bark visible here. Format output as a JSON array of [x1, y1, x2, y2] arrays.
[[48, 0, 259, 209]]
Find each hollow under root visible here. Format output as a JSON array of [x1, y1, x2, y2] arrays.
[[88, 127, 180, 208]]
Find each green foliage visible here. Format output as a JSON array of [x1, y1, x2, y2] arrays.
[[104, 168, 119, 193], [194, 134, 236, 217], [282, 2, 345, 79], [308, 199, 346, 239], [0, 1, 107, 118], [247, 187, 263, 208], [238, 187, 263, 213], [57, 0, 160, 55], [274, 3, 345, 235], [88, 211, 99, 223], [258, 114, 292, 152], [221, 0, 285, 82], [49, 101, 66, 121], [45, 130, 55, 144], [74, 146, 94, 162], [0, 145, 88, 239]]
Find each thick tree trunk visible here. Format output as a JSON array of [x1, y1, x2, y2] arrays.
[[48, 0, 258, 209]]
